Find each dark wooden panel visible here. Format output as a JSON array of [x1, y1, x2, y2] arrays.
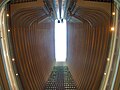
[[10, 7, 55, 89], [11, 0, 37, 4], [84, 0, 111, 2], [67, 6, 111, 90], [0, 50, 9, 90]]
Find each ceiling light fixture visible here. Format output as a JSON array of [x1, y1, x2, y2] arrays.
[[12, 58, 15, 61], [104, 73, 106, 75], [107, 58, 110, 61], [111, 27, 114, 31], [16, 73, 18, 76], [112, 12, 115, 16], [8, 29, 10, 32], [7, 14, 9, 17]]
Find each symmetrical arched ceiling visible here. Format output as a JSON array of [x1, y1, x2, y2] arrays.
[[9, 0, 112, 89]]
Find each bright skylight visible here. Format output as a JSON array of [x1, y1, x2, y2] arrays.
[[55, 19, 67, 62]]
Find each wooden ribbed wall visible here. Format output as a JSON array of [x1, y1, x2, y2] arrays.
[[67, 7, 111, 90], [84, 0, 111, 2], [0, 51, 9, 90], [10, 7, 55, 89], [11, 0, 37, 4]]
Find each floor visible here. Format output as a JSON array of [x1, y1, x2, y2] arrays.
[[45, 65, 77, 90]]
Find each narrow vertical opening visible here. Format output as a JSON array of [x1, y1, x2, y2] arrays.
[[55, 19, 67, 62]]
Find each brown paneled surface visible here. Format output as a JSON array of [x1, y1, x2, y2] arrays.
[[0, 51, 9, 90], [84, 0, 111, 2], [11, 0, 37, 4], [10, 7, 55, 89], [7, 0, 114, 89], [67, 6, 111, 89]]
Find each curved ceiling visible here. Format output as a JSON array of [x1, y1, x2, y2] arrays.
[[8, 0, 112, 89]]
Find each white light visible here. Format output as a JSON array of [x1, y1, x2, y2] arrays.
[[104, 73, 106, 75], [12, 58, 15, 61], [8, 29, 10, 32], [111, 27, 114, 31], [112, 12, 115, 16], [55, 19, 67, 62], [107, 58, 110, 61], [7, 14, 9, 17], [16, 73, 18, 76]]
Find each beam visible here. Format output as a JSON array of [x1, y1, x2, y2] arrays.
[[76, 1, 111, 14], [10, 1, 44, 13]]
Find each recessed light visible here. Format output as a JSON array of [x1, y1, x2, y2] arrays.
[[107, 58, 110, 61], [12, 58, 15, 61], [8, 29, 10, 32], [104, 73, 106, 75], [111, 27, 114, 31], [7, 14, 9, 17], [112, 12, 115, 16]]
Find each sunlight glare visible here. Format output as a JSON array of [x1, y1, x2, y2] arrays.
[[55, 19, 67, 62]]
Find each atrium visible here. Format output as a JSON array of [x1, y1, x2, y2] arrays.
[[0, 0, 120, 90]]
